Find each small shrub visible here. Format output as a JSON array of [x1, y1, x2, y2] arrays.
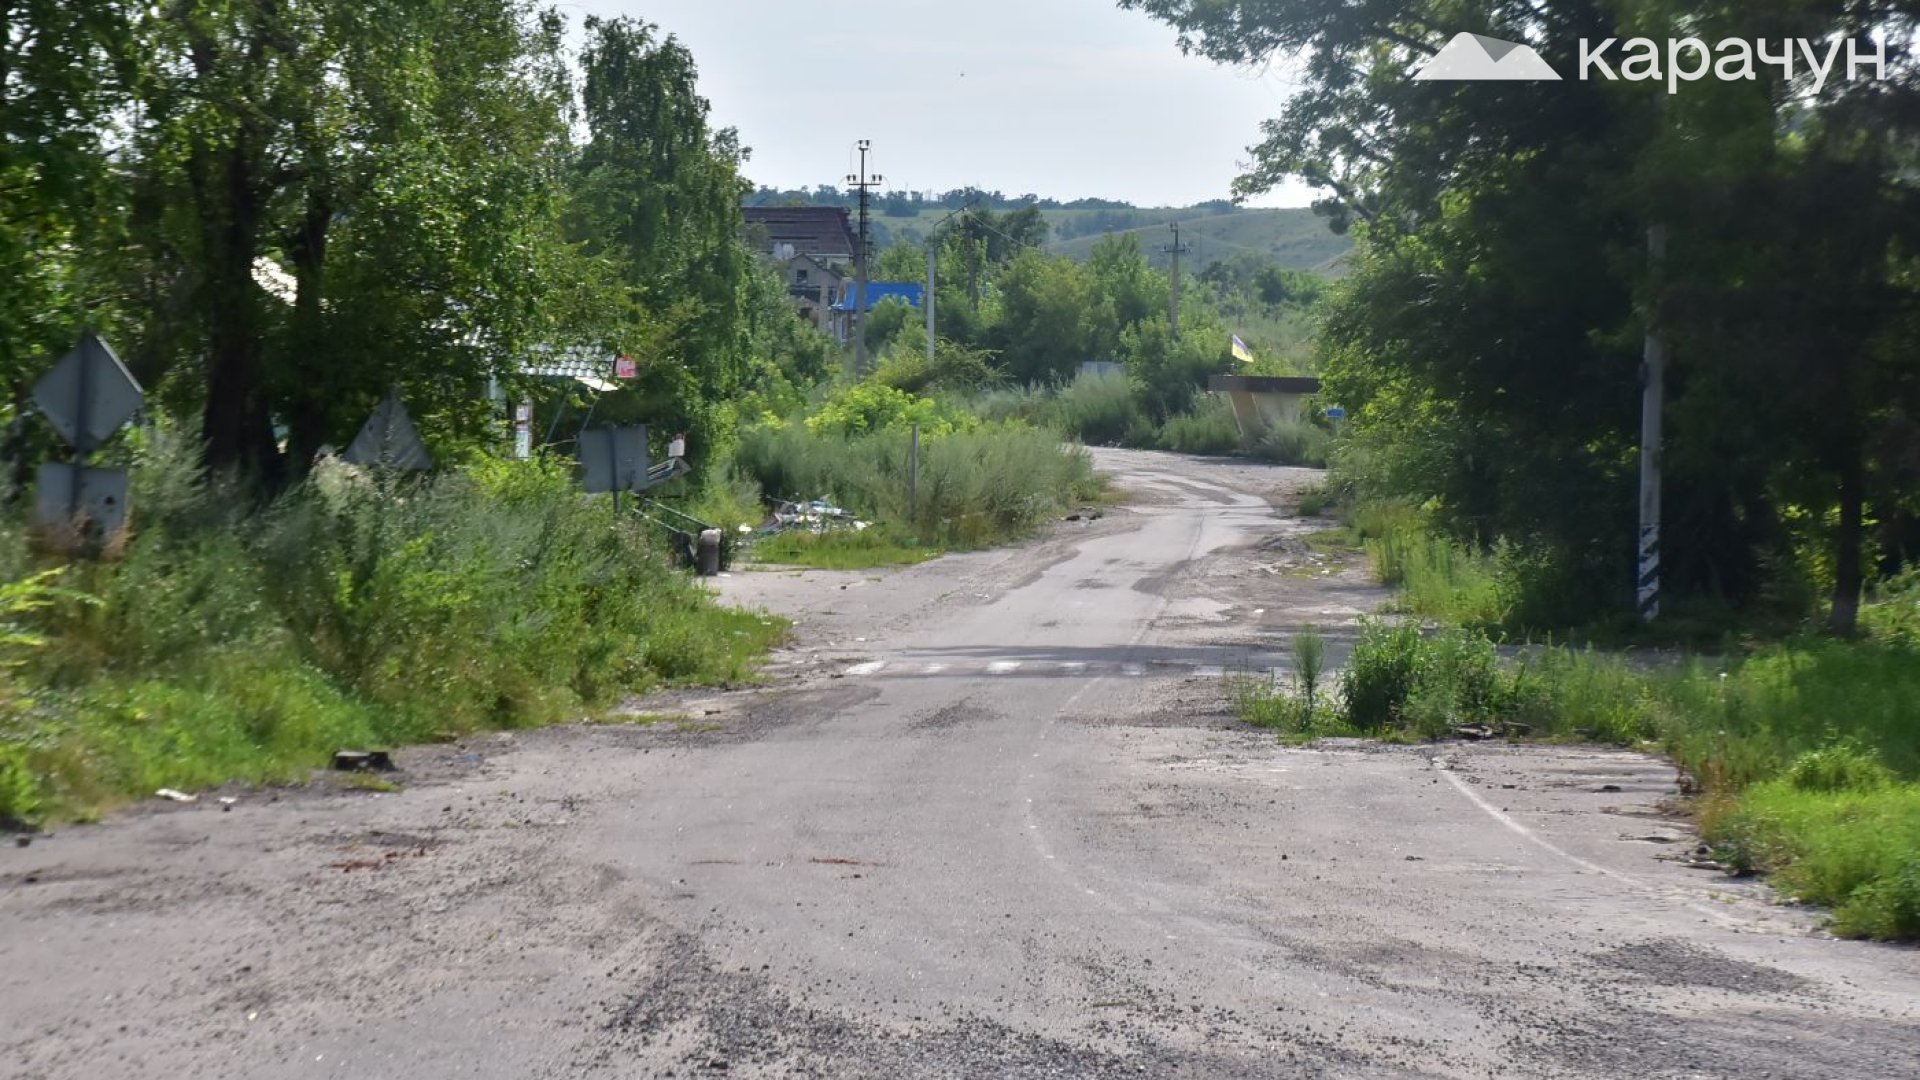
[[1158, 399, 1241, 455], [1056, 371, 1139, 445], [1787, 741, 1895, 793], [1296, 485, 1333, 517], [1340, 620, 1427, 732], [1247, 419, 1330, 467]]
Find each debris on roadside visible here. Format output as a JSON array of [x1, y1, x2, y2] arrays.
[[759, 496, 868, 536], [332, 750, 396, 773], [155, 788, 197, 803]]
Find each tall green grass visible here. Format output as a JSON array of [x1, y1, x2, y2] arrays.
[[735, 420, 1101, 548], [1246, 419, 1331, 467], [0, 435, 786, 824], [1157, 397, 1241, 455]]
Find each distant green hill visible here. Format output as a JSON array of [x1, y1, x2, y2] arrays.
[[769, 193, 1354, 279], [1042, 206, 1352, 277]]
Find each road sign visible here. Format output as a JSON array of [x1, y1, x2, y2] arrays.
[[32, 330, 143, 452], [513, 401, 532, 460], [579, 426, 649, 494], [1324, 406, 1347, 420], [33, 462, 129, 542], [343, 391, 433, 471]]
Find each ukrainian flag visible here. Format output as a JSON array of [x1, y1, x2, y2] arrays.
[[1231, 333, 1254, 363]]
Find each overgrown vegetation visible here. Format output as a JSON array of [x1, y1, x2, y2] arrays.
[[737, 417, 1101, 552], [1232, 580, 1920, 939], [0, 441, 785, 826]]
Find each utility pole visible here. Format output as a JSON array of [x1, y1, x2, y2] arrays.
[[923, 203, 974, 367], [1161, 223, 1191, 342], [1637, 226, 1668, 623], [847, 140, 883, 372]]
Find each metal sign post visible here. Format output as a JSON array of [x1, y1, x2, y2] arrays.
[[30, 331, 143, 546], [578, 426, 650, 516]]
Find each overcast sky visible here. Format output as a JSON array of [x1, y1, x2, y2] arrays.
[[560, 0, 1315, 208]]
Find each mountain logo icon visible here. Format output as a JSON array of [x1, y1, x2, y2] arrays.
[[1412, 33, 1561, 81]]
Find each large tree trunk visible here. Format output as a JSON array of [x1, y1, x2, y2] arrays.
[[1828, 455, 1865, 637], [199, 138, 282, 485], [284, 189, 332, 476]]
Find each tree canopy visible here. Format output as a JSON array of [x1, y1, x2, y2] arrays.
[[1123, 0, 1920, 631]]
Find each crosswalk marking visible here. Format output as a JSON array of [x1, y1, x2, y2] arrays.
[[838, 658, 1282, 680]]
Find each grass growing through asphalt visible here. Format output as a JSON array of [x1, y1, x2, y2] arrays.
[[0, 435, 788, 827], [1229, 603, 1920, 940]]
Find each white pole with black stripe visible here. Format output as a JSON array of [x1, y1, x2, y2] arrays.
[[1637, 226, 1668, 622]]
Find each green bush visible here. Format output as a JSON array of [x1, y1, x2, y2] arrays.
[[805, 382, 975, 438], [1247, 419, 1330, 467], [1055, 370, 1139, 445], [1339, 620, 1428, 732], [1157, 398, 1241, 455], [0, 446, 787, 823], [1787, 741, 1896, 793], [1705, 781, 1920, 941]]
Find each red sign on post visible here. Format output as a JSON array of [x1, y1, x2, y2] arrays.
[[614, 355, 637, 379]]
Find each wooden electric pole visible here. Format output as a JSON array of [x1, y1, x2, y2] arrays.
[[1162, 222, 1191, 342]]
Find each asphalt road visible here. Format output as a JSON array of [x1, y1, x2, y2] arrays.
[[4, 449, 1917, 1079]]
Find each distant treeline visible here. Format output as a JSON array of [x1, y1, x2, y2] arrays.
[[746, 185, 1241, 226]]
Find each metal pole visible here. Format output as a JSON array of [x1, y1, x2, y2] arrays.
[[609, 428, 622, 519], [926, 245, 936, 366], [908, 424, 919, 522], [70, 333, 92, 520], [1637, 226, 1668, 623]]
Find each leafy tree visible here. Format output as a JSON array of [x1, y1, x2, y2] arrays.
[[569, 15, 754, 471], [1122, 0, 1920, 631], [992, 250, 1094, 384]]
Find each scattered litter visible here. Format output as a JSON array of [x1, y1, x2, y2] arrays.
[[218, 796, 239, 806], [1452, 725, 1496, 741], [759, 496, 868, 536], [156, 788, 197, 803], [332, 750, 396, 773], [1597, 783, 1623, 793]]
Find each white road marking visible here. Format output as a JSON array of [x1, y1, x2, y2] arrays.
[[1060, 661, 1088, 675], [987, 660, 1023, 675], [1437, 767, 1745, 929], [845, 660, 887, 676], [1121, 662, 1145, 677], [921, 662, 948, 674]]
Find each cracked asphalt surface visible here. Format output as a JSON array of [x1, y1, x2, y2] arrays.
[[4, 448, 1917, 1078]]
